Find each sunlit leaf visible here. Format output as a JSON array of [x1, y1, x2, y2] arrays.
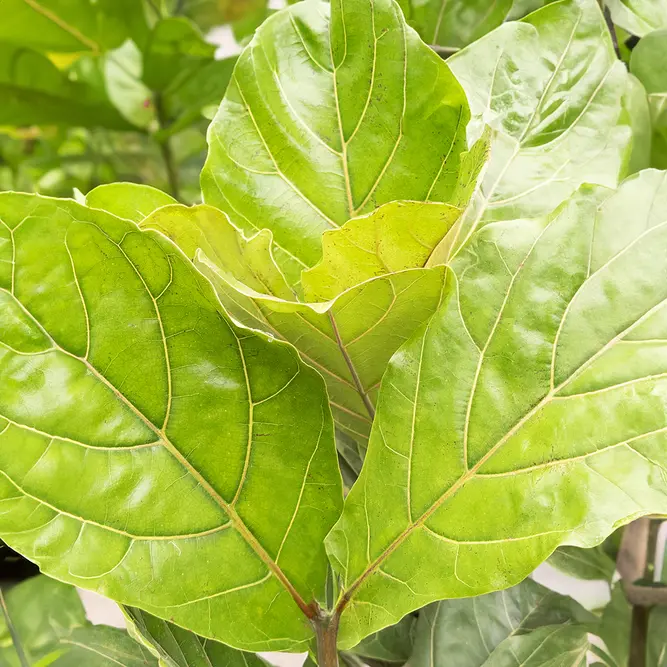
[[327, 169, 667, 647], [0, 194, 343, 652], [86, 183, 177, 223], [201, 0, 470, 271], [439, 0, 634, 262]]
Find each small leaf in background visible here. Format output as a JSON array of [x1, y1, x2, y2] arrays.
[[592, 584, 631, 667], [327, 169, 667, 647], [0, 0, 149, 54], [0, 44, 133, 130], [0, 194, 343, 651], [0, 576, 87, 666], [407, 578, 594, 667], [104, 41, 156, 130], [202, 0, 470, 269], [630, 30, 667, 169], [606, 0, 667, 37], [396, 0, 513, 49], [125, 606, 265, 667], [648, 606, 667, 667], [548, 545, 616, 582]]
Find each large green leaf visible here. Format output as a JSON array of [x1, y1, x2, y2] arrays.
[[606, 0, 667, 37], [0, 576, 87, 666], [592, 585, 631, 667], [0, 194, 343, 652], [396, 0, 513, 48], [0, 0, 148, 53], [125, 606, 265, 667], [407, 577, 594, 667], [140, 204, 447, 448], [348, 614, 416, 664], [649, 606, 667, 667], [201, 0, 470, 272], [0, 44, 134, 130], [327, 169, 667, 647], [441, 0, 634, 261]]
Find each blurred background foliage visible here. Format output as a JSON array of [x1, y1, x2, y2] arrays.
[[1, 0, 663, 204]]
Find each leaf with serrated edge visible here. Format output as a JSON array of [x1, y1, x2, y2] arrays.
[[86, 183, 177, 224], [140, 204, 447, 448], [0, 193, 342, 652], [125, 606, 265, 667], [201, 0, 469, 273], [436, 0, 634, 264], [406, 577, 594, 667], [327, 169, 667, 647]]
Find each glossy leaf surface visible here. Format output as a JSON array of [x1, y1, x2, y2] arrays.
[[407, 578, 594, 667], [201, 0, 470, 270], [328, 170, 667, 646], [125, 607, 265, 667], [142, 204, 447, 447], [443, 0, 634, 259], [0, 194, 343, 652]]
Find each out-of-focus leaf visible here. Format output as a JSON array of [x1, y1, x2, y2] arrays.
[[407, 578, 594, 667], [52, 626, 157, 667], [349, 614, 416, 663], [142, 18, 215, 92], [648, 606, 667, 667], [327, 170, 667, 647], [86, 183, 177, 223], [201, 0, 470, 272], [442, 0, 634, 262], [396, 0, 513, 48], [547, 546, 616, 582], [0, 44, 133, 130], [0, 0, 149, 54], [507, 0, 558, 19], [607, 0, 667, 37], [622, 74, 652, 175], [0, 194, 343, 652], [592, 585, 631, 667], [104, 41, 156, 130], [630, 30, 667, 169], [0, 576, 87, 666], [125, 606, 265, 667], [181, 0, 269, 33]]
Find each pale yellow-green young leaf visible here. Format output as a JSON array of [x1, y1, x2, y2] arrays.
[[140, 204, 447, 448], [606, 0, 667, 37], [301, 132, 490, 302], [0, 193, 343, 652], [327, 169, 667, 647], [86, 183, 177, 224]]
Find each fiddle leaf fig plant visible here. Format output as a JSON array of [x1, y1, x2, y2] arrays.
[[2, 0, 667, 665]]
